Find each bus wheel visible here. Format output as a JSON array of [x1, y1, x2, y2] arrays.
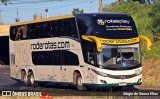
[[76, 73, 86, 91], [30, 74, 35, 86], [24, 71, 35, 87], [21, 70, 28, 86], [24, 74, 29, 87], [28, 71, 35, 87], [21, 70, 26, 81]]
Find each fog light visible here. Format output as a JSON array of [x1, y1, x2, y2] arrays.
[[137, 78, 142, 82]]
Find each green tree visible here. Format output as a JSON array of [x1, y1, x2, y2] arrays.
[[133, 0, 146, 4], [152, 0, 160, 4], [149, 4, 160, 40], [72, 8, 84, 14], [1, 0, 10, 5]]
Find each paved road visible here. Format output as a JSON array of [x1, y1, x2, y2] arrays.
[[0, 65, 160, 97]]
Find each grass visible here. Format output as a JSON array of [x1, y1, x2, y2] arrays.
[[141, 58, 160, 88]]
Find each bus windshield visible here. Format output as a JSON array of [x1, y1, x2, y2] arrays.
[[92, 16, 138, 39], [98, 45, 140, 70]]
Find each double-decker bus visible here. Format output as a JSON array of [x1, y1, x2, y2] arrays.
[[9, 13, 151, 90]]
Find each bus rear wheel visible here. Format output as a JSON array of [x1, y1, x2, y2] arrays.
[[21, 70, 28, 86], [76, 73, 86, 91], [24, 71, 35, 87], [28, 71, 35, 87], [21, 70, 26, 81]]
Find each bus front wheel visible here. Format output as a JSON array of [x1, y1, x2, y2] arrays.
[[76, 73, 86, 91]]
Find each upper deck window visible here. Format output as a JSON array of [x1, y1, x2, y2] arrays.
[[76, 16, 93, 36], [10, 18, 78, 41], [92, 15, 138, 39]]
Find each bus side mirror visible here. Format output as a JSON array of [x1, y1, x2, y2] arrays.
[[139, 35, 152, 50]]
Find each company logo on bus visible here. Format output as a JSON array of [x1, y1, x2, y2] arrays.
[[97, 19, 105, 25], [97, 19, 130, 25], [31, 41, 70, 50]]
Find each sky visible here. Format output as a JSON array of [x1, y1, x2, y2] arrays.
[[0, 0, 115, 24]]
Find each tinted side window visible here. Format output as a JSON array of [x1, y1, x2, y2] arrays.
[[32, 50, 79, 65], [39, 22, 52, 38], [10, 18, 78, 40], [32, 51, 53, 65], [62, 50, 79, 65], [10, 26, 17, 40], [28, 23, 40, 39], [62, 50, 70, 65], [69, 51, 79, 65], [32, 50, 62, 65], [21, 25, 28, 40], [10, 25, 27, 40], [62, 18, 78, 38], [76, 16, 92, 35], [52, 20, 62, 37], [17, 25, 28, 40], [53, 51, 62, 65]]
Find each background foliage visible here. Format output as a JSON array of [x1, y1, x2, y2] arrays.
[[104, 0, 160, 60], [0, 0, 10, 5], [72, 8, 84, 14]]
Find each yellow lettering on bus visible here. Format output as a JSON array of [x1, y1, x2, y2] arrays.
[[101, 37, 140, 45]]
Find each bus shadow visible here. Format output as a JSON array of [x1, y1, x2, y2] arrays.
[[41, 83, 139, 92]]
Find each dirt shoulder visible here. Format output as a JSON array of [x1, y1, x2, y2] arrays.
[[141, 59, 160, 88]]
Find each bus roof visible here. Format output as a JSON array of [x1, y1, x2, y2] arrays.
[[11, 12, 131, 26], [11, 14, 74, 26], [75, 12, 131, 17]]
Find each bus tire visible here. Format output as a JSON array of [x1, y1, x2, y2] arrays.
[[21, 70, 26, 81], [76, 73, 86, 91], [24, 71, 35, 87], [24, 74, 29, 87], [21, 70, 29, 86], [28, 71, 35, 87]]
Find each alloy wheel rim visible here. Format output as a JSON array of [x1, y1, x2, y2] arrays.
[[30, 75, 34, 85], [77, 77, 83, 86], [24, 75, 27, 83]]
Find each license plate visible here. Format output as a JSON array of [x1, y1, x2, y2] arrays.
[[119, 82, 127, 86]]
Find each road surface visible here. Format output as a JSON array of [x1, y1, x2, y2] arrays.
[[0, 65, 160, 98]]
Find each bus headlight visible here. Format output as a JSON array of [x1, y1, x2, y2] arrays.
[[91, 69, 108, 77], [135, 69, 141, 75], [97, 71, 108, 77]]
